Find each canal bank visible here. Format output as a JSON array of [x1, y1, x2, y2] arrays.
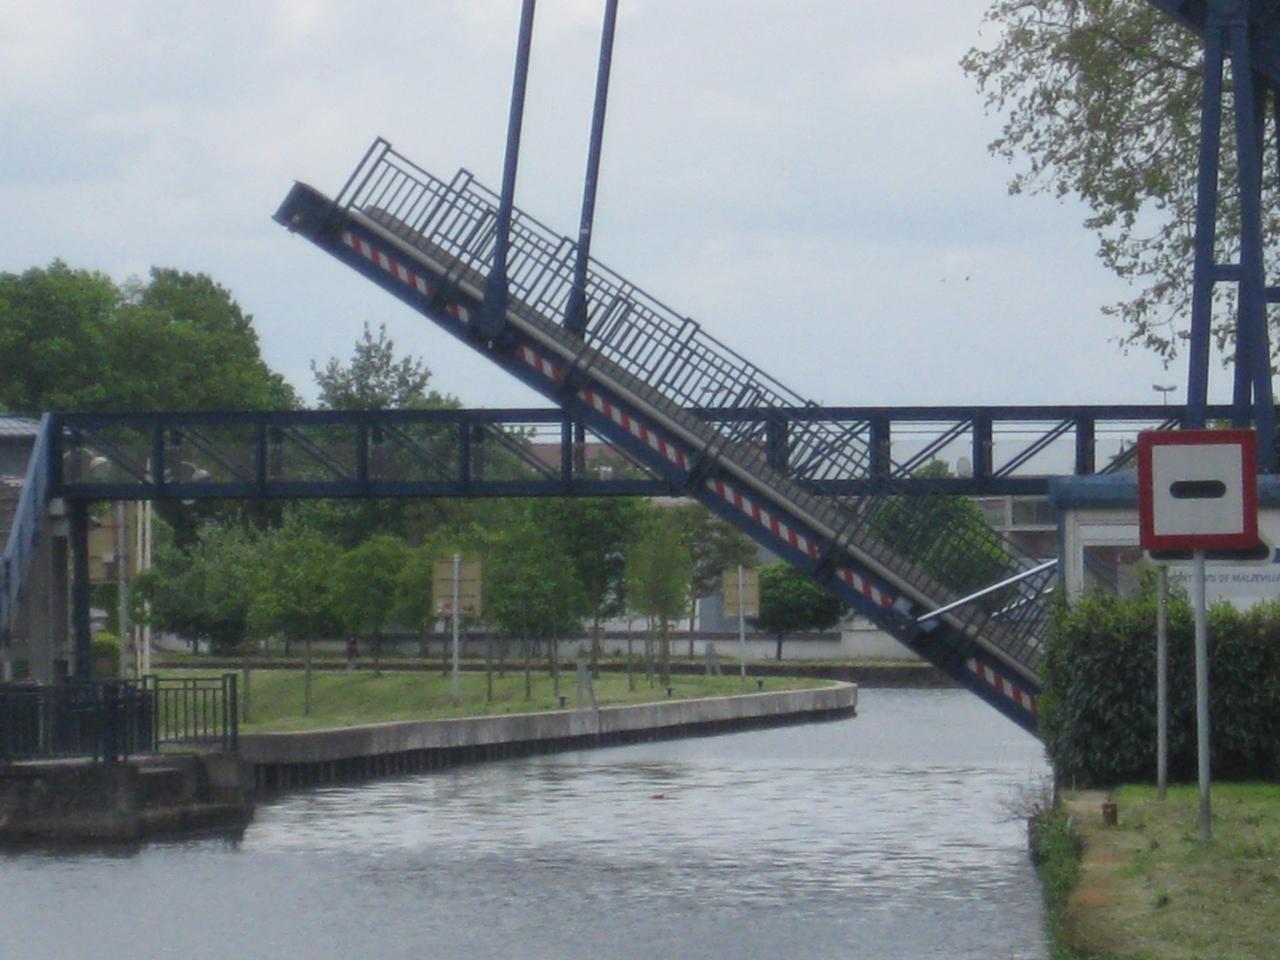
[[1035, 786, 1280, 959], [240, 682, 857, 791]]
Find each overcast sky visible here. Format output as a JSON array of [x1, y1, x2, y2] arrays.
[[0, 0, 1215, 411]]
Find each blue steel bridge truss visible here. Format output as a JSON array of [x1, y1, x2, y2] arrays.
[[53, 404, 1219, 503]]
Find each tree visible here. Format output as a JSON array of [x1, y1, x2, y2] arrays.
[[332, 535, 409, 675], [246, 518, 340, 715], [485, 513, 588, 700], [0, 262, 294, 412], [625, 508, 692, 687], [960, 2, 1261, 361], [674, 503, 757, 656], [757, 562, 844, 661], [304, 322, 461, 547], [533, 496, 646, 674], [394, 542, 442, 660], [313, 322, 449, 410], [133, 520, 261, 656]]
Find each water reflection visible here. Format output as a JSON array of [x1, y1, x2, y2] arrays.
[[5, 689, 1048, 960]]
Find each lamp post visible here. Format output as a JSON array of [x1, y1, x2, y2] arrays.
[[1153, 384, 1177, 406]]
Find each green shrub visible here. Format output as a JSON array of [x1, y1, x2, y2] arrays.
[[91, 631, 123, 678], [1043, 587, 1280, 787]]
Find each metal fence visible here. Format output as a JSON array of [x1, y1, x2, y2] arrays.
[[0, 675, 237, 762], [143, 675, 239, 753]]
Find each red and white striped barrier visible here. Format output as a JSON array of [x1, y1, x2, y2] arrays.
[[966, 658, 1037, 715]]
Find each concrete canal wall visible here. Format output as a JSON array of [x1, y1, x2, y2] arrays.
[[241, 683, 857, 791], [0, 752, 252, 844]]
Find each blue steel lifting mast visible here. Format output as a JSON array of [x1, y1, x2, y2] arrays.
[[1150, 1, 1280, 465]]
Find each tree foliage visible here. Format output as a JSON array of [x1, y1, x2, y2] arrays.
[[331, 534, 410, 672], [0, 261, 294, 412], [313, 322, 451, 410], [625, 509, 693, 685], [960, 1, 1272, 361], [484, 513, 588, 643], [133, 521, 261, 656], [868, 460, 1011, 598], [245, 518, 339, 649], [756, 562, 844, 661], [533, 496, 646, 666], [675, 502, 757, 628], [303, 321, 462, 546]]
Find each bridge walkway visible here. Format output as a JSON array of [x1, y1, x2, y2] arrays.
[[276, 141, 1052, 732]]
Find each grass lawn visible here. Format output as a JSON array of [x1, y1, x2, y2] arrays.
[[1058, 784, 1280, 960], [161, 666, 832, 733]]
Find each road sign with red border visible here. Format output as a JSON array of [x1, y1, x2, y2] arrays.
[[1138, 429, 1258, 551]]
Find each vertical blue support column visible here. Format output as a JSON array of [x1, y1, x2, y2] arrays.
[[972, 414, 993, 484], [561, 417, 575, 484], [1184, 2, 1277, 470], [869, 416, 891, 484], [1229, 43, 1276, 465], [565, 0, 620, 338], [1074, 415, 1095, 476], [459, 419, 473, 489], [480, 0, 538, 341], [1187, 22, 1226, 429], [765, 416, 790, 472], [70, 499, 92, 680]]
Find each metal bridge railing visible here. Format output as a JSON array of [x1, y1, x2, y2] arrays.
[[336, 139, 1056, 673]]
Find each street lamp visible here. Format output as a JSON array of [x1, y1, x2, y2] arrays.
[[1153, 384, 1177, 406]]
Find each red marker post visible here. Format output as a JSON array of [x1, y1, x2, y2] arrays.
[[1138, 429, 1258, 841]]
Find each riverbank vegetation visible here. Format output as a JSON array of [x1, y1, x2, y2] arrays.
[[1037, 786, 1280, 960], [1043, 588, 1280, 788], [1038, 586, 1280, 957], [162, 667, 830, 732]]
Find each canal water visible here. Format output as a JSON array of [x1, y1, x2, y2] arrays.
[[4, 689, 1049, 960]]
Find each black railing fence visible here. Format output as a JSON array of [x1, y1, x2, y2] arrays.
[[143, 675, 239, 753], [0, 675, 236, 762]]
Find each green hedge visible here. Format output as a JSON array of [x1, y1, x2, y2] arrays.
[[1043, 586, 1280, 787], [91, 632, 122, 678]]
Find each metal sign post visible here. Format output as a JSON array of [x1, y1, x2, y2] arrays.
[[722, 566, 759, 685], [451, 553, 461, 705], [738, 566, 745, 683], [432, 557, 482, 707], [1138, 428, 1259, 842], [1156, 563, 1169, 801], [1191, 548, 1211, 839]]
